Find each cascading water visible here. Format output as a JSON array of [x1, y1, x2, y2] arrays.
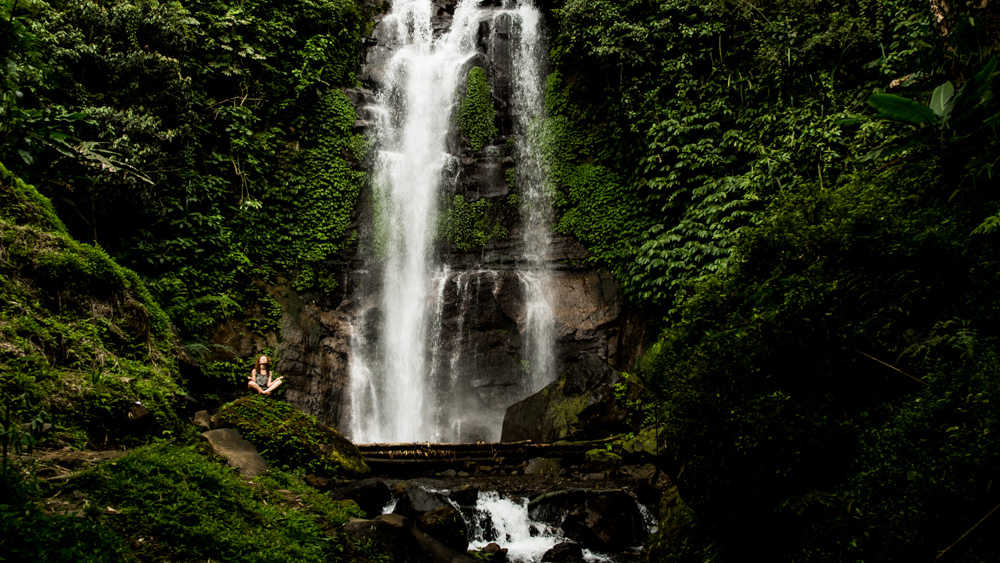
[[504, 5, 555, 396], [467, 492, 570, 562], [348, 0, 555, 443], [378, 488, 652, 563]]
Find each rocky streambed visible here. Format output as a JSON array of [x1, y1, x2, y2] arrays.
[[315, 457, 670, 563]]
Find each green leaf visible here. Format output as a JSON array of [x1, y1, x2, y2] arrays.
[[930, 81, 954, 119], [868, 94, 936, 126], [972, 55, 998, 86]]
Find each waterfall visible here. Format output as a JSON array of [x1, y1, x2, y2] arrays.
[[504, 3, 554, 396], [348, 0, 553, 443]]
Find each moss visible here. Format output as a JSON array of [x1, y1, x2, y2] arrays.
[[584, 448, 623, 470], [458, 66, 498, 152], [66, 443, 367, 562], [0, 160, 66, 234], [218, 396, 369, 475], [540, 392, 590, 441], [0, 167, 180, 443], [0, 469, 127, 561], [438, 194, 509, 251], [239, 90, 365, 295], [620, 425, 661, 456]]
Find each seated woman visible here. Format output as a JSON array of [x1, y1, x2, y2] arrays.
[[248, 355, 283, 395]]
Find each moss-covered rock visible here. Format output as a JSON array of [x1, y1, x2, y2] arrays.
[[619, 425, 662, 457], [584, 448, 623, 472], [0, 161, 66, 233], [501, 354, 626, 442], [217, 396, 369, 475], [418, 506, 469, 553], [0, 163, 181, 444]]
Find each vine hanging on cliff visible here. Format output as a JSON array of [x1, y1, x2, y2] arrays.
[[458, 66, 497, 152]]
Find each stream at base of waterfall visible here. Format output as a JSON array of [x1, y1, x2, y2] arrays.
[[335, 471, 664, 563]]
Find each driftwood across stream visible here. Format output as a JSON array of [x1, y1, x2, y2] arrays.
[[356, 441, 599, 476]]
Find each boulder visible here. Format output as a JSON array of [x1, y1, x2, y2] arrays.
[[418, 506, 470, 553], [210, 412, 228, 429], [620, 425, 663, 457], [542, 542, 584, 562], [449, 485, 480, 507], [528, 489, 648, 551], [314, 422, 370, 475], [202, 428, 268, 478], [193, 410, 212, 431], [480, 542, 508, 562], [344, 514, 420, 561], [501, 354, 626, 443], [561, 491, 648, 550], [581, 449, 621, 474], [343, 513, 477, 563], [393, 483, 454, 519], [330, 479, 392, 517], [529, 490, 593, 526]]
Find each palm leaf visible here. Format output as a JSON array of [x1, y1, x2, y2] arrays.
[[868, 93, 936, 126]]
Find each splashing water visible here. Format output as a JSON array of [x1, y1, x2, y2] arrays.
[[466, 491, 614, 563]]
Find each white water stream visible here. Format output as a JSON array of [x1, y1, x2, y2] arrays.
[[380, 489, 651, 563], [348, 0, 554, 443], [467, 492, 609, 563]]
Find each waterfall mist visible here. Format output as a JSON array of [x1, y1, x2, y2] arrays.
[[348, 0, 553, 443]]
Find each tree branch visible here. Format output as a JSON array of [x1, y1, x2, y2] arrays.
[[854, 349, 930, 386], [937, 501, 1000, 559]]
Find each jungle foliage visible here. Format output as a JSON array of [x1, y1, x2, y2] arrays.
[[3, 0, 1000, 560], [541, 0, 1000, 560], [0, 161, 181, 447], [0, 0, 369, 350], [1, 443, 373, 563], [459, 66, 499, 152]]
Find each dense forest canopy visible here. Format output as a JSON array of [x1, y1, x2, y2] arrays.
[[1, 0, 999, 560], [535, 0, 1000, 560]]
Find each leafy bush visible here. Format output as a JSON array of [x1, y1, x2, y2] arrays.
[[438, 194, 509, 251]]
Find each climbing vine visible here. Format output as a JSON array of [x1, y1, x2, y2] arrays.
[[458, 66, 497, 152], [237, 90, 366, 294], [438, 194, 509, 251]]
